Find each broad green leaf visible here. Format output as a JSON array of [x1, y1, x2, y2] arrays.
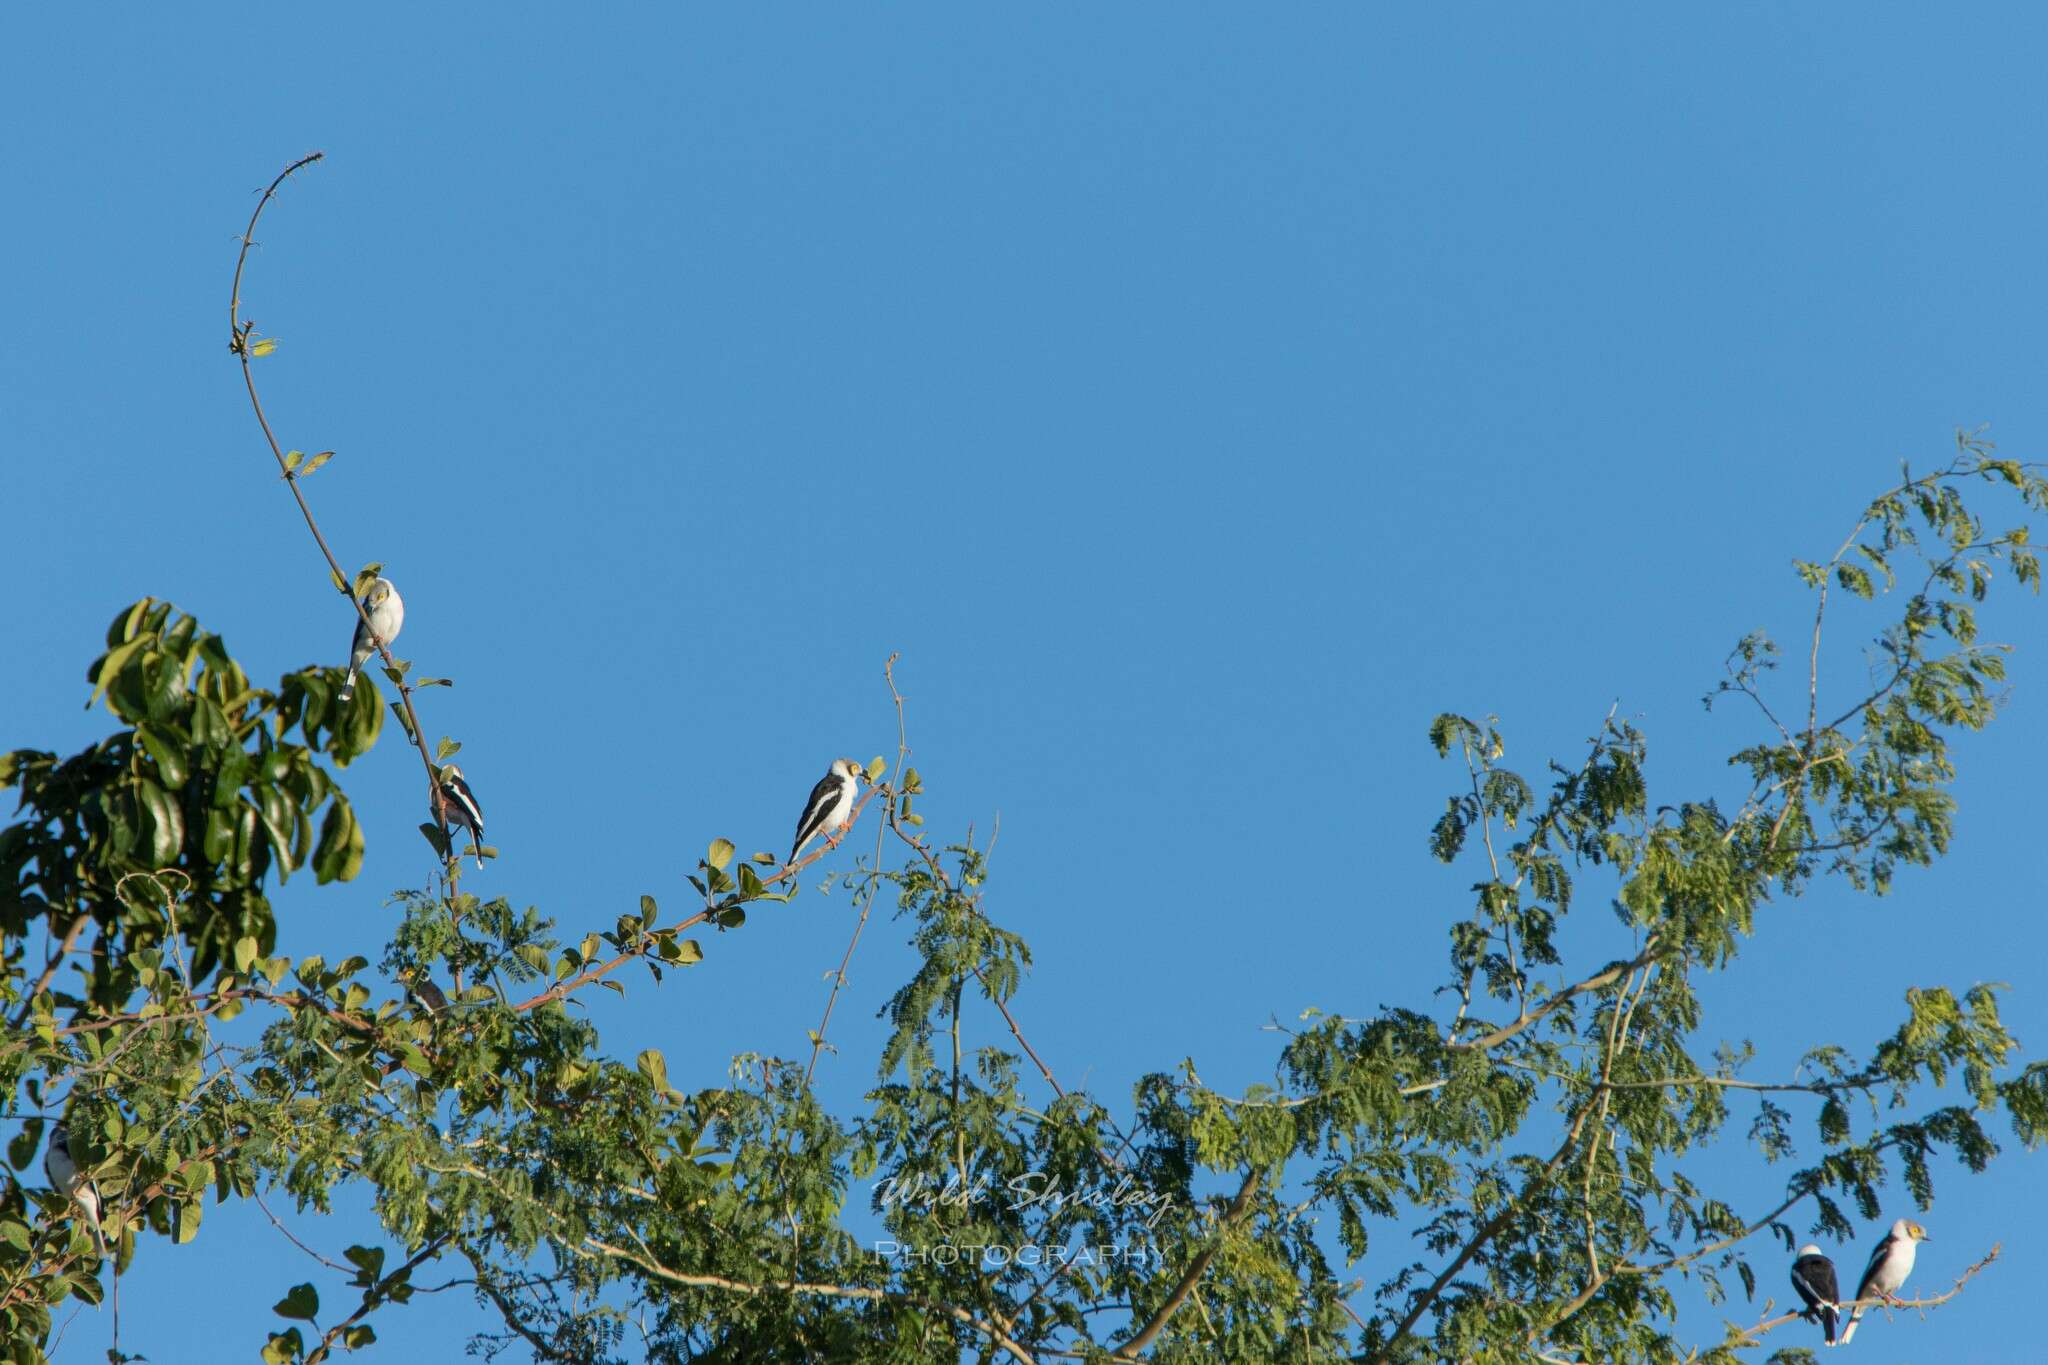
[[136, 724, 188, 787], [344, 1244, 386, 1280], [174, 1194, 203, 1243], [707, 838, 735, 871], [273, 1283, 319, 1321], [637, 1049, 669, 1092]]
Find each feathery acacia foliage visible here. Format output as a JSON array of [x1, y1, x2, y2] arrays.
[[0, 446, 2039, 1363], [1, 163, 2043, 1362]]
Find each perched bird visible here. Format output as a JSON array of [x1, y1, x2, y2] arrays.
[[1841, 1218, 1930, 1345], [402, 967, 449, 1016], [43, 1123, 103, 1252], [337, 577, 405, 702], [1790, 1244, 1841, 1347], [433, 765, 486, 869], [788, 758, 864, 866]]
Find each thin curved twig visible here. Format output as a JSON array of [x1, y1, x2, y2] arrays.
[[228, 152, 450, 856]]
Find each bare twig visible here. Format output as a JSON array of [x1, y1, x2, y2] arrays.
[[228, 153, 450, 862], [1722, 1242, 1999, 1351], [804, 652, 905, 1083]]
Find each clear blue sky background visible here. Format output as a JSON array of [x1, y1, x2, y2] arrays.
[[5, 5, 2046, 1360]]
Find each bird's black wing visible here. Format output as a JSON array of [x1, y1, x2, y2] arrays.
[[445, 774, 484, 834], [791, 773, 846, 860], [1792, 1254, 1839, 1306], [1854, 1234, 1896, 1298]]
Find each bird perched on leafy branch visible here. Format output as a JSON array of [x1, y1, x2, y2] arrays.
[[43, 1123, 103, 1253], [1789, 1244, 1841, 1346], [338, 576, 404, 702], [402, 966, 449, 1017], [1840, 1218, 1930, 1345], [434, 764, 486, 869], [789, 758, 863, 867]]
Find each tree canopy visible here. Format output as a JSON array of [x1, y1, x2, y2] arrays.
[[0, 160, 2042, 1365]]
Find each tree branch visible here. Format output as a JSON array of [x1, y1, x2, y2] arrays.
[[228, 152, 452, 867], [1112, 1168, 1262, 1360], [582, 1236, 1037, 1364]]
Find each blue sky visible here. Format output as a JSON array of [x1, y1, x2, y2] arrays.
[[6, 4, 2048, 1360]]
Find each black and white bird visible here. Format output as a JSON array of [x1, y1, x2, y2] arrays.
[[43, 1123, 103, 1253], [403, 967, 449, 1017], [433, 765, 486, 869], [337, 576, 405, 702], [1789, 1244, 1842, 1347], [1840, 1218, 1930, 1345], [788, 758, 863, 866]]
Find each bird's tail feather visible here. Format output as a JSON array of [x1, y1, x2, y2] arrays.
[[1822, 1305, 1838, 1345]]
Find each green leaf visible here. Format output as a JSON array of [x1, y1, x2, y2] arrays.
[[138, 779, 181, 867], [234, 936, 259, 975], [312, 799, 363, 884], [866, 756, 887, 782], [707, 838, 736, 872], [436, 737, 462, 762], [261, 1329, 305, 1364], [174, 1193, 202, 1243], [87, 637, 148, 712], [637, 1049, 669, 1092], [273, 1282, 319, 1321], [283, 450, 304, 472], [298, 450, 335, 477], [4, 1122, 37, 1174], [343, 1244, 386, 1280], [136, 724, 189, 787]]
